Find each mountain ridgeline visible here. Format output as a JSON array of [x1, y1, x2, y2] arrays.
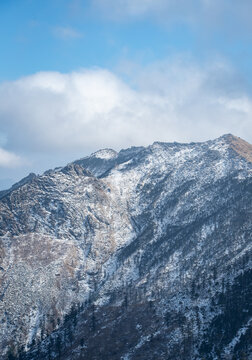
[[0, 134, 251, 359]]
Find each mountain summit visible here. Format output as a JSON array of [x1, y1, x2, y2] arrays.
[[0, 135, 251, 359]]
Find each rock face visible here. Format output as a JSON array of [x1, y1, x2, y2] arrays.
[[0, 134, 251, 360]]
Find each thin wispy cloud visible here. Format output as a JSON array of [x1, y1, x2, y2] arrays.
[[52, 26, 83, 40], [92, 0, 252, 35]]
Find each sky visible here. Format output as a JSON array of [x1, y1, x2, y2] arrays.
[[1, 0, 252, 189]]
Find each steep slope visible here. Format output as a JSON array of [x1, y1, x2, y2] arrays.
[[0, 134, 251, 360]]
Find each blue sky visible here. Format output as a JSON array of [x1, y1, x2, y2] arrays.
[[1, 0, 252, 189], [0, 0, 196, 80], [2, 0, 252, 81]]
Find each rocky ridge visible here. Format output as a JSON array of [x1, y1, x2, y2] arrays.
[[0, 134, 251, 359]]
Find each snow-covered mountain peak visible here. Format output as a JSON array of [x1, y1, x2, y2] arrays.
[[91, 148, 118, 160], [0, 134, 251, 360]]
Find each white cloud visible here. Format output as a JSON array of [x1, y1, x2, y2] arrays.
[[53, 26, 83, 40], [0, 60, 252, 159], [0, 148, 21, 168]]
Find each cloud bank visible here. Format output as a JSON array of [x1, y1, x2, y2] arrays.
[[0, 59, 252, 161]]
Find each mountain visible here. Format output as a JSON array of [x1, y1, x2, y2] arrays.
[[0, 134, 251, 360]]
